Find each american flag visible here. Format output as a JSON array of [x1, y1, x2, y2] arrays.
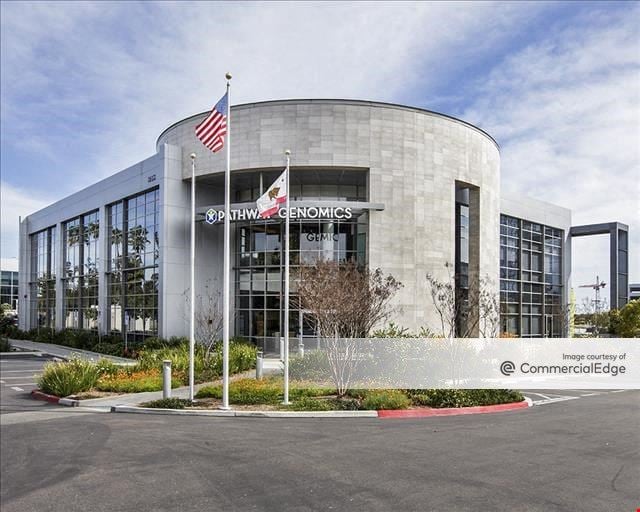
[[195, 93, 228, 153]]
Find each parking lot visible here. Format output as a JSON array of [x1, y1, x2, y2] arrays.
[[522, 388, 630, 406], [0, 352, 54, 415]]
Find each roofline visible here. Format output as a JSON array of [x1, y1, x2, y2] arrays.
[[155, 98, 500, 151]]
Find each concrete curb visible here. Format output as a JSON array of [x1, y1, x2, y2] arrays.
[[32, 391, 531, 419], [30, 390, 61, 404], [0, 351, 45, 357], [377, 400, 531, 419], [30, 389, 81, 406], [112, 405, 379, 418], [59, 398, 81, 407]]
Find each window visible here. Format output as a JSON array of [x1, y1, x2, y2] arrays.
[[30, 227, 57, 328], [500, 215, 564, 337], [234, 213, 366, 353], [63, 211, 100, 329], [107, 188, 159, 343]]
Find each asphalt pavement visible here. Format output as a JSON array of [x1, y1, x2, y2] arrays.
[[0, 353, 54, 415], [1, 386, 638, 512]]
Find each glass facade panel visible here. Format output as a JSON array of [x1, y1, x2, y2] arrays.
[[107, 188, 159, 343], [0, 271, 19, 310], [230, 169, 367, 203], [62, 211, 100, 329], [234, 213, 367, 352], [29, 227, 57, 328], [500, 215, 564, 337]]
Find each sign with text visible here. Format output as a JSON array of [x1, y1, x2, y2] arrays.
[[205, 206, 353, 224]]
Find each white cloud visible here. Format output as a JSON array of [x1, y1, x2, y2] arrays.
[[463, 7, 640, 306], [1, 2, 543, 178], [0, 181, 53, 261], [1, 2, 638, 306]]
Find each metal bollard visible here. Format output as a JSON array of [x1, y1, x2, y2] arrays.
[[256, 350, 264, 380], [162, 360, 172, 399]]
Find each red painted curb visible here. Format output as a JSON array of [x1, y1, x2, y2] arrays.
[[30, 389, 61, 404], [377, 400, 529, 419]]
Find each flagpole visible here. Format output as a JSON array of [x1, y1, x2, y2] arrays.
[[189, 153, 196, 401], [221, 72, 232, 410], [283, 149, 291, 405]]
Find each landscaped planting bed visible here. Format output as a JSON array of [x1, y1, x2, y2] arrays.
[[36, 341, 257, 398], [140, 377, 524, 411]]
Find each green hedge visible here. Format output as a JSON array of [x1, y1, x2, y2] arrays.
[[406, 389, 524, 408], [142, 398, 194, 409], [0, 337, 11, 352]]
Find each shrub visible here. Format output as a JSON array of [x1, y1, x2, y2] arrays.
[[96, 369, 182, 393], [0, 337, 11, 352], [142, 398, 194, 409], [94, 359, 121, 377], [289, 396, 333, 411], [360, 390, 411, 410], [92, 342, 124, 356], [136, 341, 256, 384], [196, 378, 281, 405], [289, 385, 335, 399], [288, 350, 331, 381], [407, 389, 524, 408], [141, 336, 187, 351], [38, 358, 100, 397]]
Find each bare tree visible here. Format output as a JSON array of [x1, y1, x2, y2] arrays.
[[296, 260, 402, 395], [425, 263, 500, 338], [184, 278, 224, 357]]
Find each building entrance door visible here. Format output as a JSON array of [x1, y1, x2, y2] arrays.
[[545, 314, 554, 338]]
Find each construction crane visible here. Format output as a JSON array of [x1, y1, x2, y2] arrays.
[[579, 276, 607, 336]]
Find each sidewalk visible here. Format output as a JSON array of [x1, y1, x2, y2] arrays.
[[76, 382, 212, 409], [9, 338, 136, 365]]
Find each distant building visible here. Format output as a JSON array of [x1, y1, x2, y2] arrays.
[[1, 259, 19, 312], [630, 283, 640, 302]]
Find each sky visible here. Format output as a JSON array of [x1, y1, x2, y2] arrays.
[[1, 1, 638, 309]]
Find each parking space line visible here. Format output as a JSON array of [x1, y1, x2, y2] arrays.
[[7, 383, 37, 386], [0, 376, 40, 380], [525, 392, 554, 400], [10, 387, 24, 392]]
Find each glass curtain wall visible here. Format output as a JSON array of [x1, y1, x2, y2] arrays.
[[29, 227, 56, 329], [500, 214, 564, 337], [107, 188, 159, 343], [234, 214, 367, 353], [63, 211, 99, 329], [0, 271, 19, 310]]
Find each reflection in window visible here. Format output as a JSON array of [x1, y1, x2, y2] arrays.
[[107, 188, 159, 343], [63, 211, 100, 330], [30, 227, 57, 329]]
